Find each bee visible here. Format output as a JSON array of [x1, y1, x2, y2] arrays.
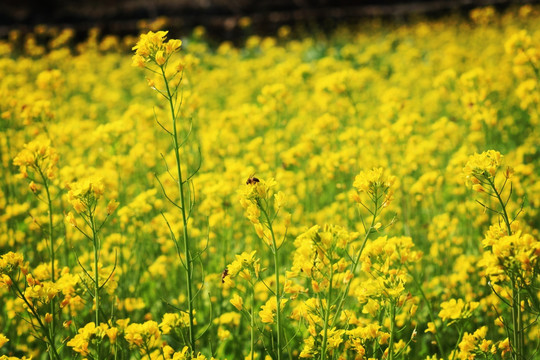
[[221, 268, 229, 283], [246, 173, 260, 185]]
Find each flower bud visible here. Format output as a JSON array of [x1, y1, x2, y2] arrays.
[[155, 50, 166, 66]]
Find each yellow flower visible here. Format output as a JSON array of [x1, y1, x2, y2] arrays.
[[259, 298, 276, 324], [132, 54, 146, 68], [132, 31, 168, 57], [230, 294, 243, 311], [425, 322, 436, 334], [274, 191, 287, 210], [0, 333, 9, 348], [107, 199, 120, 215], [0, 274, 13, 288], [13, 139, 58, 180], [439, 299, 464, 321], [67, 177, 107, 214], [165, 39, 182, 54], [67, 322, 96, 356], [353, 167, 395, 207], [498, 338, 511, 356], [66, 211, 77, 227], [479, 339, 493, 352], [132, 31, 182, 67], [44, 313, 53, 323], [106, 327, 118, 343], [299, 336, 316, 358], [125, 320, 160, 349], [171, 346, 190, 360], [463, 150, 503, 184], [259, 297, 287, 324], [160, 313, 181, 334], [0, 252, 24, 272], [322, 327, 345, 350], [438, 299, 478, 322], [155, 50, 166, 66], [353, 168, 395, 194], [217, 326, 231, 340], [472, 184, 486, 193]]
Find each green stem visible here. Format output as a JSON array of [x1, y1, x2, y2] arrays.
[[320, 261, 334, 360], [388, 302, 396, 360], [251, 289, 255, 360], [511, 277, 521, 360], [38, 168, 56, 358], [487, 177, 523, 359], [450, 326, 464, 360], [272, 241, 282, 360], [331, 191, 379, 328], [487, 178, 511, 235], [259, 203, 282, 360], [11, 276, 61, 360], [89, 211, 101, 360], [161, 65, 195, 351], [405, 264, 445, 358], [518, 290, 525, 360]]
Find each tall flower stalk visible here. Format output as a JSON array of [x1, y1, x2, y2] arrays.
[[13, 140, 60, 358], [240, 178, 289, 359], [0, 252, 62, 359], [132, 31, 198, 352], [332, 168, 396, 327], [464, 150, 539, 360], [66, 177, 118, 360], [226, 251, 262, 359]]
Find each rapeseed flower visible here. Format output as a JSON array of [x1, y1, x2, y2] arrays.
[[132, 31, 182, 68], [1, 6, 539, 359]]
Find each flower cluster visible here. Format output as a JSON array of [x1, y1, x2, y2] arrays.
[[132, 31, 182, 68], [438, 299, 479, 322], [480, 226, 540, 285], [67, 322, 113, 356], [463, 150, 507, 191], [225, 250, 261, 285], [13, 140, 59, 189]]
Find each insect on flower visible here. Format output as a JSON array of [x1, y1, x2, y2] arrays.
[[246, 174, 260, 185], [221, 268, 229, 283]]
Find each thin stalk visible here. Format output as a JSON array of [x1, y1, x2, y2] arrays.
[[39, 168, 56, 356], [511, 277, 521, 360], [251, 289, 255, 360], [487, 177, 522, 360], [11, 277, 61, 360], [518, 290, 525, 360], [487, 178, 511, 236], [259, 204, 282, 360], [405, 263, 445, 358], [388, 302, 396, 360], [272, 239, 282, 360], [331, 191, 379, 328], [320, 261, 334, 360], [161, 65, 195, 351], [450, 326, 464, 360], [89, 211, 101, 360]]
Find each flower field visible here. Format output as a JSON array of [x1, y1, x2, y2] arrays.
[[0, 5, 539, 360]]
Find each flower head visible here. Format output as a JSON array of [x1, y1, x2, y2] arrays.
[[352, 168, 395, 207], [13, 139, 58, 179], [132, 31, 182, 68], [463, 150, 503, 184]]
